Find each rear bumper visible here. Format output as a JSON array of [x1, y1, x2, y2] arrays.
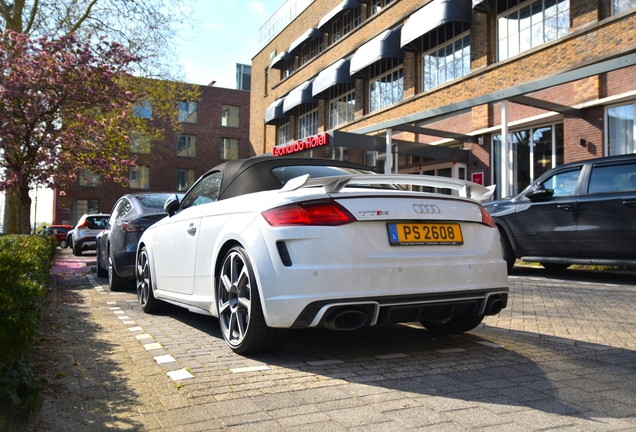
[[291, 289, 509, 329]]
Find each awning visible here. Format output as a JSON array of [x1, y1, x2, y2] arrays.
[[349, 26, 403, 76], [472, 0, 490, 12], [401, 0, 472, 49], [318, 0, 361, 31], [289, 28, 324, 55], [312, 58, 356, 97], [282, 80, 318, 113], [264, 98, 288, 125], [270, 51, 295, 70]]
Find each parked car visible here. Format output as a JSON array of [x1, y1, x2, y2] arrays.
[[71, 213, 109, 256], [96, 193, 178, 291], [135, 156, 508, 354], [37, 224, 72, 248], [65, 229, 74, 248], [484, 154, 636, 271]]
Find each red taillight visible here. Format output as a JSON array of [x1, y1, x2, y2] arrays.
[[76, 220, 87, 228], [121, 221, 143, 232], [479, 205, 497, 228], [262, 199, 356, 226]]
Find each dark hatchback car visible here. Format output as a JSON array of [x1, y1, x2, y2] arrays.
[[484, 154, 636, 271], [96, 193, 176, 291]]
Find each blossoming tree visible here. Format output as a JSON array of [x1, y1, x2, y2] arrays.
[[0, 31, 139, 233]]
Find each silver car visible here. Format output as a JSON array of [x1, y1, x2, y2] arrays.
[[71, 213, 109, 256]]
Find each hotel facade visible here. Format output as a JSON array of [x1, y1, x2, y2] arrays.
[[250, 0, 636, 198]]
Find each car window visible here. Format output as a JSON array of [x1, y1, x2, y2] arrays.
[[588, 162, 636, 194], [541, 168, 581, 197], [115, 199, 133, 219], [179, 172, 223, 211], [87, 216, 108, 229]]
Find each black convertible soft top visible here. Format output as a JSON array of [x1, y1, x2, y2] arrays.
[[206, 156, 378, 201]]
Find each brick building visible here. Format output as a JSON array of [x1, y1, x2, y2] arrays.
[[53, 83, 252, 225], [251, 0, 636, 199]]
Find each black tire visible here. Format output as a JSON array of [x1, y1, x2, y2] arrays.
[[541, 262, 569, 271], [136, 247, 163, 313], [108, 251, 129, 292], [59, 239, 68, 249], [421, 313, 485, 335], [217, 246, 286, 354], [95, 244, 107, 277], [73, 240, 82, 256], [498, 228, 515, 272]]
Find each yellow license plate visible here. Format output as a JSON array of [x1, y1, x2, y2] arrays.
[[387, 223, 463, 245]]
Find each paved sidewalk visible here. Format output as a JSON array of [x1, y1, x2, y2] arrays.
[[31, 250, 636, 431]]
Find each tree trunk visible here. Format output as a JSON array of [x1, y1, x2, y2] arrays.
[[2, 194, 22, 234], [19, 183, 33, 234]]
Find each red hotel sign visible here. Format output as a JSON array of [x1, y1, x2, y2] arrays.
[[273, 133, 329, 156]]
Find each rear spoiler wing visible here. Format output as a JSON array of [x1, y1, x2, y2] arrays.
[[281, 174, 496, 203]]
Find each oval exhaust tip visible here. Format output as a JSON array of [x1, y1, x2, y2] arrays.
[[323, 309, 368, 331]]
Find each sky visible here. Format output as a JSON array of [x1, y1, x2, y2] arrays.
[[175, 0, 283, 88], [30, 0, 282, 226]]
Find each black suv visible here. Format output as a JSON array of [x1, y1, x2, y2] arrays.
[[484, 154, 636, 271]]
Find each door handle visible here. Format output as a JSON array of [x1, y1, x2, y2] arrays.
[[186, 224, 197, 236], [557, 204, 574, 211], [623, 200, 636, 207]]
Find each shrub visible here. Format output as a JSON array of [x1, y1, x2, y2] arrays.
[[0, 235, 55, 427]]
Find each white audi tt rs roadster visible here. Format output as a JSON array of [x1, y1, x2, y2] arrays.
[[136, 156, 508, 354]]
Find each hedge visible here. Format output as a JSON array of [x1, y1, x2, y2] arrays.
[[0, 234, 56, 427]]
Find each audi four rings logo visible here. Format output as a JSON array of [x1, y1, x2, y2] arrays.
[[413, 204, 441, 214]]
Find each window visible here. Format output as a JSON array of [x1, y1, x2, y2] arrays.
[[498, 0, 570, 61], [133, 99, 152, 119], [371, 0, 393, 15], [222, 105, 240, 127], [180, 172, 223, 210], [177, 134, 196, 157], [588, 162, 636, 194], [282, 58, 296, 78], [300, 38, 323, 66], [330, 9, 361, 44], [178, 101, 198, 123], [79, 170, 101, 187], [222, 138, 239, 160], [129, 166, 150, 189], [542, 169, 581, 197], [298, 103, 319, 139], [130, 130, 151, 154], [329, 84, 356, 129], [73, 199, 100, 222], [614, 0, 636, 14], [423, 26, 470, 91], [493, 124, 564, 198], [369, 58, 404, 112], [176, 168, 196, 191], [278, 122, 290, 145], [607, 103, 635, 155]]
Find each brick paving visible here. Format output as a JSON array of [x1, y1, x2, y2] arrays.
[[32, 249, 636, 431]]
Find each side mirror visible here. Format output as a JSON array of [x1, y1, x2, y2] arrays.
[[525, 184, 554, 202], [164, 194, 180, 217]]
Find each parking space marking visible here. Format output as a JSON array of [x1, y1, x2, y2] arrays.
[[154, 354, 176, 364], [167, 369, 194, 381], [436, 348, 467, 354], [128, 326, 143, 332], [143, 342, 163, 351], [375, 353, 409, 359], [231, 366, 271, 373], [135, 334, 152, 340], [306, 359, 345, 366], [476, 341, 503, 348]]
